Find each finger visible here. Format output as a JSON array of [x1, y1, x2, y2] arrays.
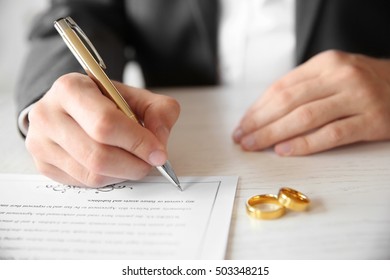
[[26, 132, 83, 186], [34, 160, 126, 188], [235, 50, 350, 138], [32, 159, 86, 187], [27, 134, 126, 187], [27, 102, 146, 187], [115, 83, 181, 145], [274, 115, 366, 156], [234, 77, 335, 142], [255, 52, 332, 106], [239, 93, 355, 151], [52, 74, 167, 166], [262, 50, 347, 100], [55, 113, 151, 179]]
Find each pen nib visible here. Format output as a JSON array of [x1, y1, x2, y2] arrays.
[[156, 161, 182, 191]]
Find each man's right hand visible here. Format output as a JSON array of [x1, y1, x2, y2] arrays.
[[25, 73, 180, 187]]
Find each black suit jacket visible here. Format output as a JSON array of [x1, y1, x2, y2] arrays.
[[15, 0, 390, 117]]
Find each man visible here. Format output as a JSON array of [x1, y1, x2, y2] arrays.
[[16, 0, 390, 187]]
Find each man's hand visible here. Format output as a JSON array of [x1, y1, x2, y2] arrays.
[[233, 50, 390, 155], [26, 73, 180, 187]]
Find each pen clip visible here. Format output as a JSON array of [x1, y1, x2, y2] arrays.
[[63, 16, 107, 69]]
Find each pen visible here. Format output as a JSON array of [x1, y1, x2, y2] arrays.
[[54, 16, 182, 191]]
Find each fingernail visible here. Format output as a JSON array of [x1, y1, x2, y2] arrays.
[[275, 142, 293, 156], [241, 135, 256, 150], [233, 127, 244, 142], [148, 150, 167, 166]]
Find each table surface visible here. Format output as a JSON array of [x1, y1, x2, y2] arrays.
[[1, 87, 390, 260]]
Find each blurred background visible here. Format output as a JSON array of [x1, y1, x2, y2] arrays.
[[0, 1, 48, 170], [0, 0, 48, 96], [0, 0, 145, 98]]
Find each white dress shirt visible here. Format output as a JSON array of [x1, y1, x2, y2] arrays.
[[219, 0, 295, 88]]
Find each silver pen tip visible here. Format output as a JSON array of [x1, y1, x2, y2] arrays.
[[156, 161, 182, 191]]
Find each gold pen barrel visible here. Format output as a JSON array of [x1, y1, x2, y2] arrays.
[[85, 68, 140, 124], [54, 18, 139, 123]]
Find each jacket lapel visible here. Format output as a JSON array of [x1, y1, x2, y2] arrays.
[[295, 0, 323, 64], [189, 0, 219, 58]]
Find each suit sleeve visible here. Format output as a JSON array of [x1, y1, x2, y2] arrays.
[[15, 0, 129, 120]]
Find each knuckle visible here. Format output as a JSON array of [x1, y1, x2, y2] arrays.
[[339, 63, 366, 81], [277, 89, 294, 108], [52, 73, 79, 93], [157, 96, 181, 124], [297, 137, 312, 155], [338, 65, 375, 100], [52, 73, 95, 99], [128, 134, 147, 154], [83, 145, 110, 175], [327, 126, 344, 145], [320, 49, 347, 63], [82, 171, 107, 188], [268, 80, 286, 94], [258, 129, 274, 149], [240, 118, 257, 134], [90, 114, 115, 142], [28, 103, 46, 125], [296, 107, 315, 127]]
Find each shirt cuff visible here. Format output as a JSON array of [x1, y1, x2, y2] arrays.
[[17, 103, 35, 137]]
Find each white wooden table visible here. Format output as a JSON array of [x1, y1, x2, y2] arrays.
[[1, 86, 390, 259]]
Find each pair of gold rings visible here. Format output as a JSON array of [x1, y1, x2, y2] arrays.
[[246, 187, 310, 220]]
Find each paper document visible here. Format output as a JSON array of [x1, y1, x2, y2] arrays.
[[0, 174, 238, 260]]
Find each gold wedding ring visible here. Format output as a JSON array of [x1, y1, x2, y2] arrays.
[[246, 187, 311, 219], [278, 187, 310, 211], [246, 194, 285, 220]]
